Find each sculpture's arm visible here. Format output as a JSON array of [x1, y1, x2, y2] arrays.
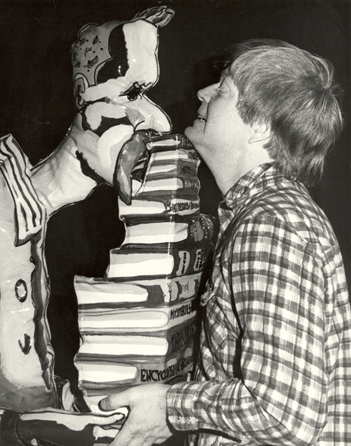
[[0, 407, 124, 446], [31, 112, 151, 215], [30, 113, 104, 217]]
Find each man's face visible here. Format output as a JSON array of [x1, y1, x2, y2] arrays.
[[72, 19, 171, 134], [185, 76, 251, 170]]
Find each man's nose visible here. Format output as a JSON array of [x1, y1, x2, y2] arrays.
[[197, 82, 220, 102]]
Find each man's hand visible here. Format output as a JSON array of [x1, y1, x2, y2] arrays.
[[99, 384, 173, 446]]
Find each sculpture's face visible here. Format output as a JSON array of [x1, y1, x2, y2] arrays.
[[71, 11, 172, 134]]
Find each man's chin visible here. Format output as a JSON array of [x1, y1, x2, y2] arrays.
[[184, 125, 196, 144], [184, 129, 204, 160]]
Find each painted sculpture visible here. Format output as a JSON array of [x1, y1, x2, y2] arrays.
[[0, 6, 179, 445]]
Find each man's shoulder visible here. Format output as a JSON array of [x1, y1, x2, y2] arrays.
[[240, 180, 337, 247]]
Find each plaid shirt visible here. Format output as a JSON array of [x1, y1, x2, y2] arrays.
[[167, 164, 351, 446]]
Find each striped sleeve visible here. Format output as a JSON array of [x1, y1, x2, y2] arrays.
[[0, 134, 45, 245]]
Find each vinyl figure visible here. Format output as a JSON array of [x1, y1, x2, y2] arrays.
[[0, 6, 174, 445]]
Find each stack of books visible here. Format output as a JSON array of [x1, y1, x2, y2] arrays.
[[74, 134, 214, 411]]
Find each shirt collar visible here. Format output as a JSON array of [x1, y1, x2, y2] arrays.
[[0, 134, 45, 246], [222, 163, 283, 210]]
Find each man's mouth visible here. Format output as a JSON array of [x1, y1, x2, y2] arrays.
[[197, 115, 206, 122]]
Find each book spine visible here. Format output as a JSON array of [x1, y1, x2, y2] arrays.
[[121, 214, 215, 247], [74, 272, 203, 309], [77, 297, 199, 335], [76, 344, 194, 391], [77, 319, 197, 361], [107, 243, 211, 280], [118, 196, 200, 218]]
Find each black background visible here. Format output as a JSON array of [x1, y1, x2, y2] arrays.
[[0, 0, 349, 388]]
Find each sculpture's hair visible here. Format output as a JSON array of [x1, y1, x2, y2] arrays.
[[224, 39, 344, 185]]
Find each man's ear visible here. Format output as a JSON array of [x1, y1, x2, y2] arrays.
[[248, 121, 271, 144]]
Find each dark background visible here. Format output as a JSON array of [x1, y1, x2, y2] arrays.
[[0, 0, 349, 388]]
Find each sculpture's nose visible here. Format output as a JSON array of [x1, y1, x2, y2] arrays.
[[125, 97, 171, 133]]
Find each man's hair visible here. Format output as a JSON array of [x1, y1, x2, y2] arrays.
[[224, 39, 343, 185]]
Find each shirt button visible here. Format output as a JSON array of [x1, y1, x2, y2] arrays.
[[15, 279, 28, 302]]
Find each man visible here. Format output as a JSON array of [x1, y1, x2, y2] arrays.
[[100, 40, 351, 446]]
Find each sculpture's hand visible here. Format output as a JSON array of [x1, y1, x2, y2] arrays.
[[115, 130, 151, 205], [133, 5, 175, 28], [72, 112, 133, 188], [17, 408, 124, 446], [99, 384, 173, 446]]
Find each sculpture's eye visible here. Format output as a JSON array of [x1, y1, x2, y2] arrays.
[[123, 83, 144, 101], [127, 90, 140, 101]]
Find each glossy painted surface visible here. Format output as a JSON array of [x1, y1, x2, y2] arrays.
[[74, 135, 214, 413], [0, 6, 175, 437]]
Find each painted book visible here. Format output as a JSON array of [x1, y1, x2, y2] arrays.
[[74, 134, 214, 412]]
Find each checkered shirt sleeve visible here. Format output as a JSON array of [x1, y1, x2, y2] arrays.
[[167, 209, 351, 445]]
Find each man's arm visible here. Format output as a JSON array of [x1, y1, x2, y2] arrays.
[[167, 215, 328, 445]]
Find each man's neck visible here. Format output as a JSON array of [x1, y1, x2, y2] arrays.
[[215, 145, 273, 196]]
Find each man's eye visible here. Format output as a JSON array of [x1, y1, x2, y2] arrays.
[[216, 86, 229, 97]]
